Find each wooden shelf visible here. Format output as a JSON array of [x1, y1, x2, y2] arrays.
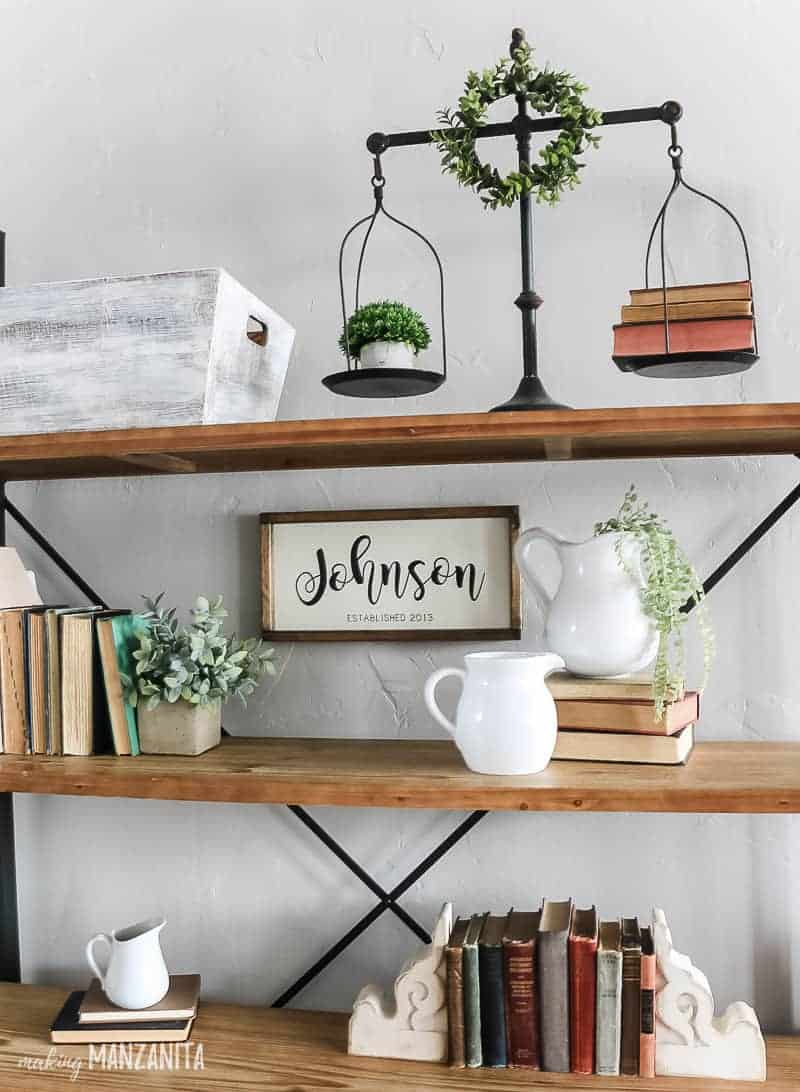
[[0, 984, 793, 1090], [1, 737, 799, 812], [0, 403, 800, 481]]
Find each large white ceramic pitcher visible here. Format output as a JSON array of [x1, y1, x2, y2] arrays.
[[515, 528, 657, 677], [86, 917, 170, 1010], [424, 651, 564, 775]]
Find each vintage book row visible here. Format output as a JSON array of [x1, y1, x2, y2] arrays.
[[446, 900, 654, 1075]]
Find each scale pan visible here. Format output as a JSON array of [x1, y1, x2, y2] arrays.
[[322, 367, 445, 398], [613, 350, 758, 379]]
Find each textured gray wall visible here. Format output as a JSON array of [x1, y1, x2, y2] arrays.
[[3, 0, 799, 1029]]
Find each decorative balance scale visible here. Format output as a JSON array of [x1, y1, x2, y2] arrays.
[[324, 27, 758, 410]]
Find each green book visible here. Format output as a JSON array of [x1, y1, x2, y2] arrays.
[[463, 912, 487, 1068], [96, 614, 144, 756]]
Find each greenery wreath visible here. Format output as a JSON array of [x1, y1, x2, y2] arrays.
[[433, 37, 602, 210]]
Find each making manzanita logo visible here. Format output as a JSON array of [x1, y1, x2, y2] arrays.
[[19, 1042, 205, 1081]]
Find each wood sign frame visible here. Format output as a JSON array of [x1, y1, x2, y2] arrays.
[[260, 506, 521, 642]]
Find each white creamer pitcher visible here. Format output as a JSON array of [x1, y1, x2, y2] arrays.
[[515, 527, 658, 677], [86, 917, 170, 1010], [424, 651, 564, 775]]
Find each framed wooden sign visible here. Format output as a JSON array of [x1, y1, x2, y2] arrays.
[[260, 506, 521, 641]]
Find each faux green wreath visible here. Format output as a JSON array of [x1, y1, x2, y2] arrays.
[[433, 37, 602, 209]]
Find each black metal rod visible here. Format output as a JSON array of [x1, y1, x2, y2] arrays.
[[683, 466, 800, 612], [0, 482, 19, 985], [2, 498, 109, 607], [273, 809, 488, 1007], [287, 805, 429, 942], [367, 102, 681, 154], [514, 92, 537, 380]]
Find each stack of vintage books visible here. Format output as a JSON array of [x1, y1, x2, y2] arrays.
[[446, 902, 653, 1077], [50, 974, 201, 1044], [612, 279, 754, 359], [548, 672, 699, 765]]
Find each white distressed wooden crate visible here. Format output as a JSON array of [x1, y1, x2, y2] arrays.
[[0, 268, 295, 434]]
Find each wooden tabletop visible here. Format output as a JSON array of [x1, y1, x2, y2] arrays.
[[1, 737, 799, 812], [0, 984, 792, 1090], [0, 403, 799, 480]]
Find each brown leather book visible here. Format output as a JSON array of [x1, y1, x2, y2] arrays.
[[0, 608, 29, 753], [621, 917, 642, 1076], [613, 316, 754, 357], [621, 298, 752, 324], [629, 279, 751, 306], [556, 691, 699, 736], [640, 926, 656, 1078], [569, 906, 598, 1074], [445, 917, 469, 1068], [503, 909, 540, 1069]]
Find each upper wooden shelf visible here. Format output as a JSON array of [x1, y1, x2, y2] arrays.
[[1, 737, 799, 812], [0, 983, 795, 1090], [1, 402, 799, 481]]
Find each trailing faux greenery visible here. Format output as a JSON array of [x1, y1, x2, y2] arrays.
[[594, 486, 714, 718], [122, 594, 276, 711], [339, 300, 431, 360], [433, 36, 602, 209]]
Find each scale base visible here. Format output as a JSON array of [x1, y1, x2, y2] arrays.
[[490, 375, 570, 412], [322, 367, 445, 398], [614, 350, 758, 378]]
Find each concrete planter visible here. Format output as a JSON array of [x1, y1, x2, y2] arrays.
[[138, 700, 222, 756], [359, 340, 418, 369]]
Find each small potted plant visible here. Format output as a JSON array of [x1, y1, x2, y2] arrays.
[[122, 594, 276, 755], [339, 299, 431, 370]]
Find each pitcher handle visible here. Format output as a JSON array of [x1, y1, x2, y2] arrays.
[[514, 526, 568, 612], [424, 668, 466, 736], [86, 933, 113, 988]]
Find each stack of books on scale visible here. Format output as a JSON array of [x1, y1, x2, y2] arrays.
[[0, 604, 142, 757], [612, 279, 754, 359], [548, 672, 698, 765], [51, 975, 201, 1044], [446, 902, 654, 1077]]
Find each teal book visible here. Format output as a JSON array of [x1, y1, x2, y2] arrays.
[[463, 913, 487, 1068], [96, 613, 143, 756]]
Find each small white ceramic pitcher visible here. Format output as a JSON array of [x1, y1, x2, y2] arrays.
[[86, 917, 170, 1010], [515, 527, 658, 677], [424, 651, 565, 775]]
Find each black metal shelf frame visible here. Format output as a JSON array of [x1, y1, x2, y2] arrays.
[[1, 457, 800, 1002]]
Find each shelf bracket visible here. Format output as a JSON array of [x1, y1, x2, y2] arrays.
[[272, 808, 487, 1007]]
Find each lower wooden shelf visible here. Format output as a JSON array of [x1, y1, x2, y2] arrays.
[[0, 737, 800, 812], [0, 984, 792, 1090]]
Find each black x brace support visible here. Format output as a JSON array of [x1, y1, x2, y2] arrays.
[[1, 457, 799, 1000]]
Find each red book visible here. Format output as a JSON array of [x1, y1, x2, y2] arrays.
[[613, 316, 754, 357], [640, 926, 656, 1078], [502, 910, 541, 1069], [569, 906, 598, 1075]]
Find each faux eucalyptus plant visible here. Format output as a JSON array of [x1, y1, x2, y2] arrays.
[[339, 300, 431, 359], [123, 594, 275, 711], [594, 486, 714, 716]]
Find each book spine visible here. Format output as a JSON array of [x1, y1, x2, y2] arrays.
[[478, 944, 507, 1067], [640, 950, 656, 1077], [613, 316, 754, 358], [0, 612, 28, 754], [595, 950, 622, 1075], [569, 934, 597, 1074], [621, 948, 642, 1075], [462, 944, 482, 1068], [445, 946, 465, 1068], [538, 932, 570, 1073], [503, 940, 539, 1068]]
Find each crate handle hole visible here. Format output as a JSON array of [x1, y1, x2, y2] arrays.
[[247, 316, 268, 347]]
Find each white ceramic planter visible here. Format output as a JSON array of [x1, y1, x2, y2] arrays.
[[359, 340, 418, 369], [138, 700, 222, 756]]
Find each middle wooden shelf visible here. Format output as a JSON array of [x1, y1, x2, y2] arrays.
[[0, 736, 797, 813]]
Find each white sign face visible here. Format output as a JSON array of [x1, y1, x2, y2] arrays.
[[261, 508, 520, 640]]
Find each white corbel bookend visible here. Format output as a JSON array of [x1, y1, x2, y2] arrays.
[[348, 902, 452, 1063], [653, 907, 766, 1082]]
